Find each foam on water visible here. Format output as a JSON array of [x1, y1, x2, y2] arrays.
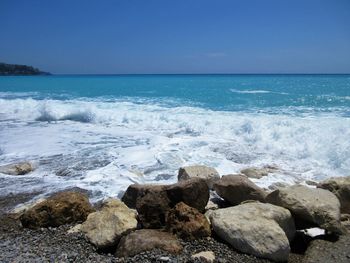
[[0, 96, 349, 201]]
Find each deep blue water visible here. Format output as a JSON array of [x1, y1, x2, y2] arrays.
[[1, 74, 350, 112]]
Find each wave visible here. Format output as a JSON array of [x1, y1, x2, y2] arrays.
[[230, 89, 271, 94], [1, 97, 350, 200]]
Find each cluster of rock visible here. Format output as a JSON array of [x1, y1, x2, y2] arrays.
[[10, 164, 350, 262]]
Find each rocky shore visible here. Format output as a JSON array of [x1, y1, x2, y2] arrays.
[[0, 163, 350, 262]]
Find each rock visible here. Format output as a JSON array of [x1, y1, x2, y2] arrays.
[[341, 214, 350, 232], [240, 165, 277, 179], [116, 229, 183, 257], [80, 198, 138, 249], [213, 174, 266, 205], [178, 165, 220, 189], [0, 161, 34, 175], [136, 188, 171, 228], [166, 178, 209, 212], [20, 191, 94, 229], [318, 176, 350, 214], [67, 224, 82, 234], [166, 202, 211, 240], [305, 180, 318, 186], [126, 178, 209, 228], [303, 235, 350, 263], [208, 202, 295, 262], [266, 185, 342, 233], [9, 198, 46, 219], [121, 184, 166, 209], [268, 182, 289, 191], [191, 251, 215, 262]]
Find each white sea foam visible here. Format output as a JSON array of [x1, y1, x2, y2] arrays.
[[230, 89, 289, 95], [0, 98, 349, 201]]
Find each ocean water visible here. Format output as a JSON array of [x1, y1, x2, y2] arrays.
[[0, 75, 350, 201]]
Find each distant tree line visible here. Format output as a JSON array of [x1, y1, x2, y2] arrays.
[[0, 62, 50, 75]]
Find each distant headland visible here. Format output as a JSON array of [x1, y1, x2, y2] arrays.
[[0, 62, 50, 76]]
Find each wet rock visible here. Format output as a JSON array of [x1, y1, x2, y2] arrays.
[[191, 251, 215, 262], [240, 165, 277, 179], [268, 182, 289, 191], [266, 185, 342, 234], [213, 174, 266, 205], [116, 229, 182, 257], [80, 199, 138, 249], [178, 165, 220, 189], [0, 161, 35, 175], [318, 176, 350, 214], [166, 202, 211, 240], [20, 191, 94, 229], [208, 202, 295, 262]]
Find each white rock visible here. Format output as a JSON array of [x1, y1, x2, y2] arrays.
[[191, 251, 215, 262], [80, 199, 138, 249], [208, 202, 295, 262]]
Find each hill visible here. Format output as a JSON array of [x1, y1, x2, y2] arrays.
[[0, 63, 50, 75]]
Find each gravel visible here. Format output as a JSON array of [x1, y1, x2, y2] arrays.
[[0, 192, 304, 263]]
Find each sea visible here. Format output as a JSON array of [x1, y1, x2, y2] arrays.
[[0, 74, 349, 201]]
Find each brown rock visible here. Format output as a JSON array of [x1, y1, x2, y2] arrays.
[[121, 184, 166, 209], [124, 178, 210, 228], [166, 202, 211, 240], [116, 229, 183, 257], [136, 189, 171, 228], [213, 174, 266, 205], [166, 178, 209, 212], [20, 191, 94, 229]]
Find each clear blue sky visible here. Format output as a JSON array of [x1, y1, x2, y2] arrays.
[[1, 0, 350, 74]]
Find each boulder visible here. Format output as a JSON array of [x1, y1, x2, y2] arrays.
[[116, 229, 183, 257], [20, 191, 94, 229], [178, 165, 220, 189], [121, 184, 166, 209], [266, 185, 342, 233], [80, 199, 138, 249], [191, 251, 215, 263], [240, 165, 277, 179], [166, 178, 209, 212], [124, 178, 209, 228], [318, 176, 350, 214], [208, 202, 295, 262], [136, 188, 171, 228], [213, 174, 266, 205], [0, 161, 34, 175], [166, 202, 211, 240]]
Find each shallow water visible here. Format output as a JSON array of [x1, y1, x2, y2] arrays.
[[0, 75, 349, 201]]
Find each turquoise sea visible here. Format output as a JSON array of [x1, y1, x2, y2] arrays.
[[0, 75, 349, 200]]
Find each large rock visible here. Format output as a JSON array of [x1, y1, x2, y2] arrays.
[[0, 161, 34, 175], [136, 188, 171, 228], [318, 176, 350, 214], [178, 165, 220, 189], [80, 199, 138, 249], [166, 202, 211, 240], [20, 191, 94, 229], [208, 202, 295, 262], [266, 185, 342, 233], [123, 178, 209, 228], [121, 184, 166, 209], [116, 229, 183, 257], [166, 178, 209, 212], [213, 174, 266, 205]]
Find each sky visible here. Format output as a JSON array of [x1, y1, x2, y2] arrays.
[[1, 0, 350, 74]]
